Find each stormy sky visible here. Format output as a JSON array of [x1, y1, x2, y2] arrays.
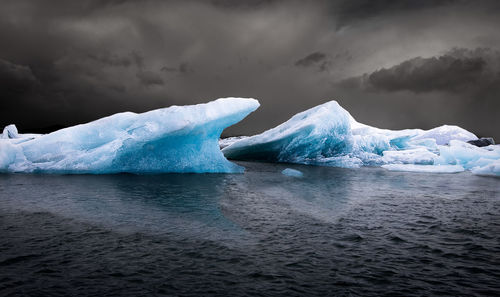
[[1, 0, 500, 139]]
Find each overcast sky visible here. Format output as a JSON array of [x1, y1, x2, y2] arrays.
[[1, 0, 499, 138]]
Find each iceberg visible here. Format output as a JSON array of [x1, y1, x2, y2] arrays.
[[222, 100, 499, 176], [223, 101, 354, 164], [0, 98, 259, 174]]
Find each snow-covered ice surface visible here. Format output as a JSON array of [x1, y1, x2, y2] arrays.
[[223, 100, 500, 177], [0, 98, 259, 174]]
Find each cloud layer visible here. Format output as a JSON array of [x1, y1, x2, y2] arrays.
[[342, 48, 500, 94]]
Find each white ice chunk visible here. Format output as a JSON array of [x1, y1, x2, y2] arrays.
[[281, 168, 304, 177], [411, 125, 477, 145], [1, 124, 19, 139], [471, 159, 500, 176], [435, 141, 500, 169], [382, 148, 438, 165]]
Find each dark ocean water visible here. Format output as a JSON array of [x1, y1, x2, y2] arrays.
[[1, 162, 499, 296]]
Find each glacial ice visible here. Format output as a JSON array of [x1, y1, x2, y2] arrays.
[[1, 124, 19, 139], [281, 168, 304, 177], [0, 98, 259, 173], [381, 164, 465, 173], [223, 101, 353, 163], [222, 100, 499, 176], [381, 148, 437, 165], [411, 125, 477, 145], [1, 124, 41, 144], [2, 97, 498, 176], [471, 159, 500, 176], [219, 136, 249, 149]]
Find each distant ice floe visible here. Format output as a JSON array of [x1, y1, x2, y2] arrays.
[[281, 168, 304, 177], [222, 100, 499, 177], [0, 98, 259, 173]]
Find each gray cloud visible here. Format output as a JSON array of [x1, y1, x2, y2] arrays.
[[295, 52, 331, 72], [0, 59, 39, 93], [161, 62, 194, 74], [369, 56, 485, 93], [332, 0, 471, 27], [86, 52, 133, 68], [341, 48, 500, 94], [136, 70, 164, 86]]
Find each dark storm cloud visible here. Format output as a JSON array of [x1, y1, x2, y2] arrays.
[[0, 0, 499, 139], [136, 71, 164, 86], [0, 59, 43, 116], [161, 62, 193, 74], [210, 0, 282, 9], [295, 52, 331, 72], [333, 0, 460, 27], [0, 59, 39, 93], [341, 48, 500, 94], [87, 52, 133, 68], [369, 56, 485, 93]]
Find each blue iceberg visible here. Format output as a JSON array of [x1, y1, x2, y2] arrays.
[[0, 98, 259, 174], [222, 101, 355, 165], [222, 100, 500, 176]]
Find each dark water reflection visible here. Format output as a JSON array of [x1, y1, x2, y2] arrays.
[[1, 162, 499, 296]]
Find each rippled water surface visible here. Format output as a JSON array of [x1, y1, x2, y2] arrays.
[[1, 162, 500, 296]]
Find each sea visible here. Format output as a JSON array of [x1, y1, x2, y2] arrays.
[[1, 161, 499, 296]]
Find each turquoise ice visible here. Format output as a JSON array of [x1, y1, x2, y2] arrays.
[[0, 98, 259, 173], [223, 100, 499, 176], [1, 97, 498, 176]]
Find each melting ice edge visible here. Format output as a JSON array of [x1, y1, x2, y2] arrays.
[[1, 97, 499, 176]]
